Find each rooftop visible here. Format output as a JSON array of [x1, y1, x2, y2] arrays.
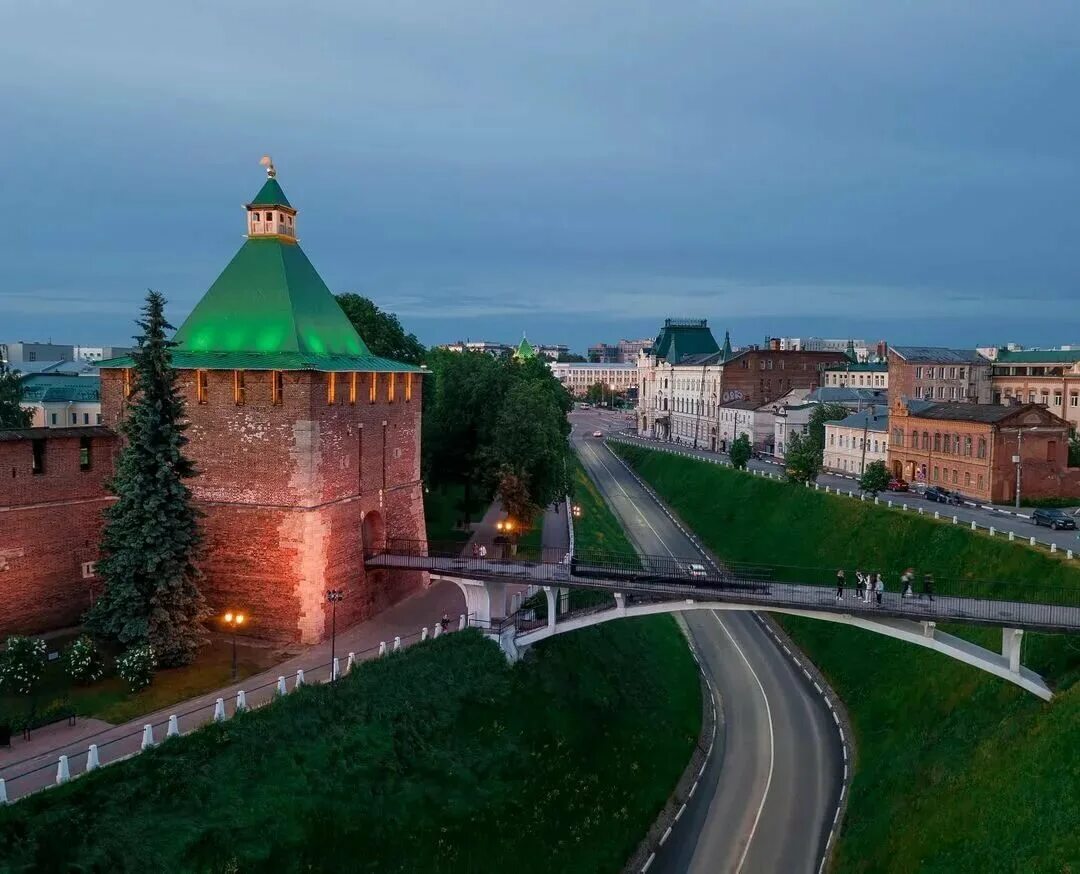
[[904, 401, 1045, 424], [19, 374, 101, 403], [824, 361, 888, 372], [826, 406, 890, 431], [890, 346, 988, 364], [993, 349, 1080, 364], [0, 425, 115, 442], [805, 387, 887, 404], [649, 319, 719, 365]]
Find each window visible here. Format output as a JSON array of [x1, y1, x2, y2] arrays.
[[933, 466, 939, 481], [70, 413, 77, 425], [915, 366, 923, 379], [978, 474, 984, 490], [272, 371, 283, 405], [936, 385, 944, 399], [96, 413, 102, 424], [253, 212, 261, 221], [79, 437, 92, 471], [949, 367, 957, 378], [233, 370, 246, 405], [369, 373, 378, 404], [1040, 390, 1050, 405], [31, 439, 45, 474], [389, 373, 396, 403], [1054, 391, 1063, 406], [81, 561, 97, 579], [933, 433, 941, 451], [123, 368, 134, 399], [922, 431, 930, 449], [959, 368, 966, 379], [1047, 440, 1057, 462], [954, 435, 961, 454], [50, 413, 57, 426], [964, 435, 973, 456], [327, 372, 337, 405], [952, 469, 958, 484], [977, 438, 987, 459], [1029, 392, 1036, 403], [1072, 393, 1079, 407], [911, 429, 918, 446], [83, 413, 89, 425], [893, 427, 904, 447], [965, 471, 972, 486], [196, 370, 208, 404]]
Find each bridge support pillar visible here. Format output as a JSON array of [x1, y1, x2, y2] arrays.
[[614, 592, 626, 616], [1002, 627, 1023, 673], [543, 586, 557, 628]]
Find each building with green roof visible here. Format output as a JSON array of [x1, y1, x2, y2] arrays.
[[513, 335, 536, 361], [19, 373, 102, 428]]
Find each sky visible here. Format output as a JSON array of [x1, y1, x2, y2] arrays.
[[3, 1, 1079, 354]]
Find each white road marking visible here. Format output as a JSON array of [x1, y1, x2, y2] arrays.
[[712, 611, 776, 874]]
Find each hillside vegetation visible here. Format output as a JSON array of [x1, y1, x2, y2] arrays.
[[612, 442, 1080, 873]]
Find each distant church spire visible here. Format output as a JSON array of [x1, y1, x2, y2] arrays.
[[721, 330, 732, 361]]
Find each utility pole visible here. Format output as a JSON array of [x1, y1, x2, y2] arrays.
[[1015, 427, 1023, 509], [860, 410, 870, 475]]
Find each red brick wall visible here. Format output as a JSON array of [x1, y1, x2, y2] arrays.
[[720, 351, 846, 405], [100, 367, 427, 644], [0, 433, 118, 637]]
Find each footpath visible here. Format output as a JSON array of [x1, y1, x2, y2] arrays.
[[1, 498, 570, 804]]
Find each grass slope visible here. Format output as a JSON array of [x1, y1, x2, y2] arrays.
[[0, 627, 699, 873], [612, 443, 1080, 873]]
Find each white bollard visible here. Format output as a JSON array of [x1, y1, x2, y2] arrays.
[[167, 714, 180, 737], [815, 483, 820, 490], [860, 493, 865, 501], [213, 697, 226, 722], [902, 503, 908, 511], [56, 755, 70, 785], [849, 490, 854, 498], [86, 743, 100, 771], [825, 486, 830, 493], [346, 652, 356, 673], [393, 636, 401, 652], [989, 526, 995, 537], [379, 641, 388, 656], [1051, 543, 1058, 553], [1030, 537, 1037, 547], [971, 520, 977, 531], [433, 623, 442, 638], [459, 614, 467, 630], [887, 500, 892, 508], [951, 515, 957, 524], [918, 507, 924, 515], [332, 657, 340, 680], [141, 724, 154, 750], [236, 690, 247, 712], [0, 778, 6, 805], [874, 496, 880, 505], [295, 669, 305, 687], [276, 676, 288, 696], [1068, 550, 1074, 560], [421, 627, 429, 642], [1009, 531, 1015, 542], [934, 511, 940, 519]]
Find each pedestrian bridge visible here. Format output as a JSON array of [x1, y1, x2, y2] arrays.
[[366, 541, 1080, 700]]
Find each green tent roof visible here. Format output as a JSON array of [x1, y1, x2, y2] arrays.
[[248, 177, 292, 208], [514, 336, 536, 359]]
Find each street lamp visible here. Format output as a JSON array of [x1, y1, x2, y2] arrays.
[[222, 611, 245, 680], [327, 589, 344, 680], [572, 504, 582, 519]]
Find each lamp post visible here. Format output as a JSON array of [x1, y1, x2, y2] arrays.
[[327, 589, 344, 679], [222, 611, 245, 680]]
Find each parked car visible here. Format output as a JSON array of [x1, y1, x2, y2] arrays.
[[592, 430, 603, 438], [1032, 508, 1077, 530], [924, 486, 961, 505], [887, 478, 909, 492]]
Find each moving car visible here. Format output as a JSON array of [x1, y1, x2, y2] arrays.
[[924, 486, 961, 505], [887, 478, 909, 492], [592, 430, 603, 438], [1032, 508, 1077, 530], [684, 562, 708, 578]]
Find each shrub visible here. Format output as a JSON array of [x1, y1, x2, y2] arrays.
[[0, 636, 47, 696], [64, 635, 105, 684], [116, 645, 156, 691]]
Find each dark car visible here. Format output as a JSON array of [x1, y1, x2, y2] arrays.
[[924, 486, 961, 505], [887, 478, 909, 492], [1032, 508, 1077, 530]]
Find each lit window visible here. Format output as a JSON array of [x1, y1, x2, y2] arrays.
[[196, 370, 208, 404], [389, 373, 396, 403], [123, 368, 134, 399], [272, 371, 283, 405], [327, 372, 337, 405], [233, 370, 246, 405], [253, 212, 261, 221], [369, 373, 377, 404], [349, 372, 358, 404], [406, 372, 413, 402]]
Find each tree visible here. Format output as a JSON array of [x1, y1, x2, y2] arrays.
[[807, 402, 851, 450], [1069, 433, 1080, 467], [85, 291, 208, 667], [730, 433, 752, 470], [0, 360, 31, 429], [557, 352, 588, 363], [859, 459, 891, 495], [785, 431, 821, 484], [335, 293, 426, 364]]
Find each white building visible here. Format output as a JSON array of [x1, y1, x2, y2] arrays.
[[823, 406, 889, 475], [822, 361, 888, 390], [549, 361, 637, 398], [775, 337, 874, 361]]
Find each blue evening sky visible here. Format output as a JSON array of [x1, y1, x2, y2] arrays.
[[3, 2, 1078, 354]]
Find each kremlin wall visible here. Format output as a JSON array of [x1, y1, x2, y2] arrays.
[[1, 165, 427, 644]]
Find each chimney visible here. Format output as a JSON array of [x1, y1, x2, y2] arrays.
[[768, 337, 781, 351], [877, 339, 888, 360]]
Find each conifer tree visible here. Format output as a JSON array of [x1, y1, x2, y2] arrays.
[[86, 291, 208, 666], [0, 360, 32, 428]]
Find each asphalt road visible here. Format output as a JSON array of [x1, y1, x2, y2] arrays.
[[571, 411, 843, 874], [608, 422, 1079, 551]]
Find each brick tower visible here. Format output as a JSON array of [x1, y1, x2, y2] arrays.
[[99, 160, 427, 644]]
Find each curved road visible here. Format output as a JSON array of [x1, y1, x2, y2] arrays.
[[573, 411, 843, 873]]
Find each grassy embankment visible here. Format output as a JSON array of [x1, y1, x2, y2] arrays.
[[1, 454, 700, 873], [612, 443, 1080, 873]]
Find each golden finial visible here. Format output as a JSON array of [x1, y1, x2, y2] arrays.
[[259, 155, 276, 178]]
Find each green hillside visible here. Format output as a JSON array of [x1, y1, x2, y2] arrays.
[[612, 442, 1080, 873]]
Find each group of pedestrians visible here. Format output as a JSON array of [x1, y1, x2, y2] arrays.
[[834, 567, 936, 605]]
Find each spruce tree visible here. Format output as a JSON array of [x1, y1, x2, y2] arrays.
[[0, 360, 32, 428], [86, 291, 208, 666]]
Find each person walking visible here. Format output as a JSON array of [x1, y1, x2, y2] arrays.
[[855, 569, 865, 601], [471, 542, 479, 559], [835, 568, 846, 601], [901, 568, 914, 598], [875, 574, 884, 606], [865, 573, 874, 604], [440, 613, 450, 633], [921, 572, 935, 602], [479, 543, 488, 559]]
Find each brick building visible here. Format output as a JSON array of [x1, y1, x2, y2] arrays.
[[887, 398, 1080, 503], [97, 163, 427, 645], [888, 346, 991, 404], [0, 427, 118, 637]]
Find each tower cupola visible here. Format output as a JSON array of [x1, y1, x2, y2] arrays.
[[246, 155, 297, 241]]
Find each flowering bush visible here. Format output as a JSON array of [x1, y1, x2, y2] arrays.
[[64, 635, 105, 684], [0, 636, 47, 696], [116, 645, 157, 691]]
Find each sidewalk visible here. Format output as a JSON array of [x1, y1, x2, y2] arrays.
[[0, 579, 466, 803]]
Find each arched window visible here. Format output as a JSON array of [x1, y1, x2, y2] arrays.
[[977, 438, 987, 459], [892, 427, 903, 447], [953, 434, 961, 454], [922, 431, 930, 449], [933, 433, 941, 451], [964, 436, 973, 456], [911, 428, 918, 447]]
